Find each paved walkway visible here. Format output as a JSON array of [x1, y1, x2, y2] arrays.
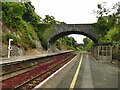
[[0, 50, 72, 65]]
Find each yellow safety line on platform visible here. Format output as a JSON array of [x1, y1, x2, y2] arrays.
[[69, 53, 83, 90]]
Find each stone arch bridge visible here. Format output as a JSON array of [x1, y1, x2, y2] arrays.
[[48, 24, 98, 45]]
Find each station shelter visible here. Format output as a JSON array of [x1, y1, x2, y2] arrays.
[[91, 42, 112, 62]]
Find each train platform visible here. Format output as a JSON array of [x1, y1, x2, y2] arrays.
[[0, 50, 73, 65]]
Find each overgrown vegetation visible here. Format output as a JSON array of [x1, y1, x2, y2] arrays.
[[93, 2, 120, 46], [2, 2, 61, 50], [2, 2, 38, 49], [54, 36, 78, 50]]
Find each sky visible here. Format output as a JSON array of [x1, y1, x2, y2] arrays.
[[31, 0, 119, 44]]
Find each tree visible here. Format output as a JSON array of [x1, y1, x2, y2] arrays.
[[83, 38, 94, 51], [93, 2, 119, 43], [42, 15, 61, 25]]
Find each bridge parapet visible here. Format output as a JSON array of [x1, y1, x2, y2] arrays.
[[49, 24, 98, 44]]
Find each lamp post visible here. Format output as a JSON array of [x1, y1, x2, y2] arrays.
[[8, 39, 13, 58]]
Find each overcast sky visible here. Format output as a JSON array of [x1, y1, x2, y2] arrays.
[[31, 0, 119, 43]]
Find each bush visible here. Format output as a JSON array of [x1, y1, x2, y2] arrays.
[[22, 36, 36, 48], [2, 33, 19, 44]]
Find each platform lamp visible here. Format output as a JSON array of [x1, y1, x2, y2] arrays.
[[8, 39, 13, 58]]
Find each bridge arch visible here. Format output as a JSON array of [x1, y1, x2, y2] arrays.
[[49, 24, 98, 44]]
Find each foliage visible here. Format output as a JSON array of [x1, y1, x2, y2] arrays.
[[105, 27, 120, 46], [22, 2, 42, 26], [54, 36, 78, 50], [93, 2, 120, 46], [2, 2, 25, 28], [2, 33, 19, 44], [82, 38, 94, 51], [2, 2, 38, 49]]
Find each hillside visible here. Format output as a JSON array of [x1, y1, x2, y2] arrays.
[[1, 2, 46, 57], [1, 22, 45, 57], [1, 2, 78, 57]]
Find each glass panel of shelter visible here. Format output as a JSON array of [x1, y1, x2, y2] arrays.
[[99, 46, 111, 56]]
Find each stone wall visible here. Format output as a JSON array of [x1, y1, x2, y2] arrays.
[[1, 43, 25, 57], [1, 42, 46, 58]]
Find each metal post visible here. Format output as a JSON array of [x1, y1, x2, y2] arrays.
[[8, 39, 13, 58], [98, 46, 99, 61]]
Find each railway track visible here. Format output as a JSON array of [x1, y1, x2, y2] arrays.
[[1, 52, 70, 81], [0, 57, 55, 81], [1, 52, 76, 90]]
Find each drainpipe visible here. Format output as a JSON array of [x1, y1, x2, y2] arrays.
[[8, 39, 13, 58]]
